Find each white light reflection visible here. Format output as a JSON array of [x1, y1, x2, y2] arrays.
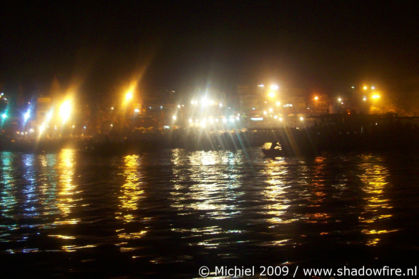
[[169, 149, 244, 249], [262, 158, 293, 227], [0, 152, 17, 221], [38, 154, 59, 219], [22, 154, 38, 218]]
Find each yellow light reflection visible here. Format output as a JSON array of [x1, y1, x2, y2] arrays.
[[117, 230, 147, 240], [61, 244, 97, 253], [304, 156, 330, 224], [55, 149, 80, 226], [262, 158, 292, 226], [115, 154, 147, 246], [358, 155, 396, 246], [48, 234, 76, 240], [116, 155, 144, 224]]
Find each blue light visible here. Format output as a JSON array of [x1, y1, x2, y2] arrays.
[[23, 109, 31, 122], [1, 113, 7, 119]]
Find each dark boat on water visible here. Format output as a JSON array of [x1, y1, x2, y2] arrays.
[[261, 141, 285, 157], [261, 148, 283, 157]]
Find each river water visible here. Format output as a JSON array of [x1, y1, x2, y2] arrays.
[[0, 148, 418, 277]]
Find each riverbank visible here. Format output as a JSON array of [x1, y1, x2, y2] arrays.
[[1, 115, 418, 154]]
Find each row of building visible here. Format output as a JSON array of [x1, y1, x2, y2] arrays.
[[0, 83, 390, 138]]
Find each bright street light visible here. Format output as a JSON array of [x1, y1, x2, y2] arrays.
[[59, 99, 72, 124], [46, 109, 54, 122], [122, 83, 136, 107], [270, 84, 279, 91], [23, 109, 31, 123], [125, 91, 133, 102], [371, 93, 381, 100], [39, 123, 46, 134]]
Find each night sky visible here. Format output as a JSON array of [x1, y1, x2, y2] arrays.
[[1, 1, 418, 104]]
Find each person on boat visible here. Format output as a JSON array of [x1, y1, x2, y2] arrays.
[[270, 141, 280, 150]]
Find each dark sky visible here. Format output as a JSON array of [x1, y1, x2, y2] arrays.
[[1, 1, 418, 102]]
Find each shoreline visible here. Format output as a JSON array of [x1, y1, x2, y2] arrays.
[[1, 124, 418, 155]]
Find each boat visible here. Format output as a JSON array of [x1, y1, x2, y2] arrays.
[[261, 148, 283, 157], [261, 141, 284, 157]]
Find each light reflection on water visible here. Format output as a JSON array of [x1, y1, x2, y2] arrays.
[[0, 148, 418, 275], [169, 150, 244, 250], [55, 149, 81, 227], [22, 154, 37, 219], [358, 155, 397, 247], [304, 156, 330, 224], [38, 154, 59, 219], [116, 154, 144, 223], [261, 158, 292, 226], [1, 153, 17, 221], [116, 154, 148, 248]]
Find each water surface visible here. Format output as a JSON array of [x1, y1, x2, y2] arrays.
[[0, 148, 418, 277]]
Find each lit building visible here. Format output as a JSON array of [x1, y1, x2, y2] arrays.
[[237, 85, 263, 114]]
